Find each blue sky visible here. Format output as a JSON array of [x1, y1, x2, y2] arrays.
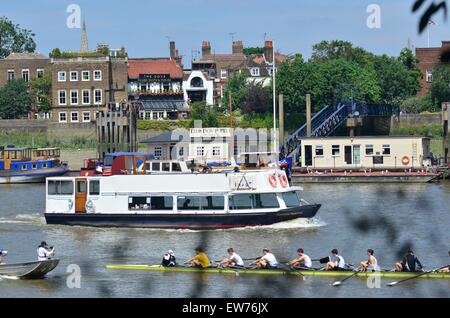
[[2, 0, 449, 66]]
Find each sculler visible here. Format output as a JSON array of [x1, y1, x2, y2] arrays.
[[359, 249, 379, 272], [161, 250, 176, 267], [0, 249, 7, 264], [185, 247, 210, 268], [250, 248, 278, 269], [37, 241, 55, 261], [395, 249, 423, 272], [324, 249, 346, 271], [217, 248, 244, 268], [287, 248, 312, 269]]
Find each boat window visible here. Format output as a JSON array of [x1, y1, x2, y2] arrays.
[[77, 180, 86, 193], [152, 162, 160, 171], [128, 196, 151, 210], [43, 163, 48, 169], [230, 194, 253, 209], [89, 180, 100, 195], [172, 162, 181, 172], [32, 164, 37, 170], [162, 162, 170, 172], [177, 196, 201, 210], [282, 191, 300, 207], [146, 162, 151, 171], [254, 193, 279, 208], [150, 196, 173, 210], [22, 164, 27, 170], [48, 180, 74, 195], [206, 196, 225, 209]]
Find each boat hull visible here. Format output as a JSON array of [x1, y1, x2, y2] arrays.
[[44, 204, 321, 230], [0, 259, 59, 279], [0, 167, 68, 184], [105, 264, 450, 279]]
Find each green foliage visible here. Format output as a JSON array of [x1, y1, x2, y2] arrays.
[[0, 16, 36, 58], [0, 133, 96, 149], [49, 49, 105, 58], [239, 113, 273, 129], [137, 120, 192, 130], [0, 79, 32, 119], [241, 81, 271, 114], [430, 63, 450, 107], [400, 95, 437, 113], [29, 69, 52, 114], [243, 47, 264, 56], [311, 40, 375, 68], [49, 48, 62, 58], [390, 124, 443, 137], [398, 48, 418, 70], [222, 72, 248, 111]]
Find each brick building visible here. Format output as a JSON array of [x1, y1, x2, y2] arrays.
[[0, 52, 51, 118], [51, 55, 128, 123], [415, 41, 450, 96]]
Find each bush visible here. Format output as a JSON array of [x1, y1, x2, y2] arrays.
[[390, 124, 443, 137], [239, 113, 273, 129], [137, 120, 192, 130], [400, 95, 438, 113]]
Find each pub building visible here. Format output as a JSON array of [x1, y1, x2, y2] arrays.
[[128, 58, 189, 120]]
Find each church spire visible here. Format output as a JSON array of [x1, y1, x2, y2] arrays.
[[81, 19, 88, 53]]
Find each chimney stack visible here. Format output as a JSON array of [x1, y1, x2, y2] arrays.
[[232, 40, 244, 54], [169, 41, 176, 59], [264, 40, 273, 63], [202, 41, 211, 57]]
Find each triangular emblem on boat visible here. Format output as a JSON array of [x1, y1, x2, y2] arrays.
[[237, 176, 252, 190]]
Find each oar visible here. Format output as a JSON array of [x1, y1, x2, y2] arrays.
[[386, 265, 448, 287], [332, 269, 361, 287]]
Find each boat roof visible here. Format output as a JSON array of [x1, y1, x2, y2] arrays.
[[2, 147, 30, 151], [105, 152, 145, 157]]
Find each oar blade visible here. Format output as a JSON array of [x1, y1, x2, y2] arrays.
[[332, 281, 342, 287], [386, 281, 398, 287]]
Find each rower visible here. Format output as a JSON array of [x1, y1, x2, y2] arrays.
[[161, 250, 176, 267], [37, 241, 55, 261], [250, 248, 278, 269], [359, 249, 379, 272], [0, 249, 7, 264], [217, 248, 244, 268], [184, 247, 210, 268], [395, 249, 423, 272], [325, 249, 346, 271], [287, 248, 312, 269], [439, 250, 450, 273]]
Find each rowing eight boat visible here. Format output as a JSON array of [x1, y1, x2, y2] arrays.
[[105, 264, 450, 279]]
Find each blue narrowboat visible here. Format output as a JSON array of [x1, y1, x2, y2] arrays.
[[0, 146, 69, 184]]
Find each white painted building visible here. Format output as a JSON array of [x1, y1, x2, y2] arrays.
[[183, 70, 214, 105]]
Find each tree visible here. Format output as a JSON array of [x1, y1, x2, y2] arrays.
[[189, 101, 219, 127], [373, 54, 420, 105], [222, 71, 248, 111], [29, 69, 52, 114], [429, 62, 450, 107], [0, 17, 36, 58], [311, 40, 375, 68], [243, 47, 264, 56], [241, 81, 271, 114], [49, 48, 62, 58], [0, 79, 32, 119]]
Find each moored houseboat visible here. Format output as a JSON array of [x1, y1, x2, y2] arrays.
[[45, 169, 321, 230], [0, 146, 68, 184]]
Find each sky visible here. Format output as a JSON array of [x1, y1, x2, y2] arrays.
[[2, 0, 450, 67]]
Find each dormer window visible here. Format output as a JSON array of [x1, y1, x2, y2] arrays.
[[250, 68, 260, 76]]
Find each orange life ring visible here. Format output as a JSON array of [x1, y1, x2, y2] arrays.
[[279, 174, 288, 188], [401, 156, 410, 165], [268, 174, 278, 188]]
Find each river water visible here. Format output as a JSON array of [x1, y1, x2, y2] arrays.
[[0, 182, 449, 298]]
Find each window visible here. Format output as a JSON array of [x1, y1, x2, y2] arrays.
[[172, 162, 181, 172], [71, 112, 78, 122], [197, 146, 204, 157], [162, 162, 170, 172], [267, 68, 273, 76], [82, 89, 90, 104], [315, 145, 324, 156], [365, 145, 374, 155], [426, 69, 433, 82], [382, 144, 391, 155], [150, 196, 173, 210], [42, 163, 47, 168], [154, 147, 162, 158], [220, 69, 228, 79], [59, 112, 67, 123], [178, 147, 184, 156], [70, 71, 78, 81], [48, 180, 73, 195], [94, 70, 102, 81], [230, 193, 279, 210], [32, 164, 37, 170], [37, 69, 44, 78], [129, 196, 172, 210], [159, 112, 164, 119], [373, 156, 384, 164], [250, 68, 260, 76], [58, 90, 67, 105], [89, 180, 100, 195], [332, 145, 340, 156], [22, 69, 29, 82], [177, 196, 224, 210], [190, 77, 203, 87], [70, 90, 78, 105], [151, 162, 160, 171], [152, 112, 158, 120], [212, 146, 221, 156], [82, 71, 89, 81], [7, 69, 14, 81], [58, 71, 66, 82], [94, 89, 102, 104], [128, 196, 151, 210], [283, 191, 300, 208], [22, 164, 27, 171], [83, 112, 90, 122]]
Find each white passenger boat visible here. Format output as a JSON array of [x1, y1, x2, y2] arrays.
[[45, 168, 320, 230]]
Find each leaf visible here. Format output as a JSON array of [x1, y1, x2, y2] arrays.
[[412, 0, 426, 12], [418, 1, 448, 33]]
